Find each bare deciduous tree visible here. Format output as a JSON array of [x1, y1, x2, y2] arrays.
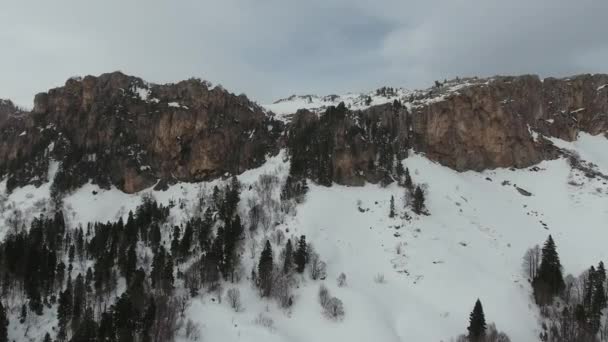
[[318, 284, 330, 308], [152, 295, 182, 342], [374, 273, 386, 284], [185, 319, 201, 341], [323, 297, 345, 321], [522, 244, 540, 280], [309, 248, 327, 281], [254, 312, 275, 330], [272, 273, 293, 308], [337, 273, 347, 287], [227, 287, 242, 312]]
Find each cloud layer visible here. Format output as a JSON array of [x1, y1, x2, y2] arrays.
[[1, 0, 607, 107]]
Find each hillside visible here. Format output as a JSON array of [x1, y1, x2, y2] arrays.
[[0, 73, 606, 342]]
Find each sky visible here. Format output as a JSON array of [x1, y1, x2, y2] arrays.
[[1, 0, 608, 108]]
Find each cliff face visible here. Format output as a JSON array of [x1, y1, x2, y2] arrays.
[[409, 74, 608, 171], [0, 72, 283, 193], [1, 72, 606, 193], [287, 74, 608, 184]]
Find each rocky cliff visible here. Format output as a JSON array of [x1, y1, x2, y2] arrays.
[[0, 72, 283, 193], [286, 74, 608, 186], [1, 72, 606, 193]]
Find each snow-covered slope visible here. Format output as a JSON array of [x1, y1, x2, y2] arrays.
[[1, 134, 607, 341], [263, 77, 487, 122]]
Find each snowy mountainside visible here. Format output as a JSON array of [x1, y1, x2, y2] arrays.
[[263, 77, 486, 121], [1, 133, 607, 341]]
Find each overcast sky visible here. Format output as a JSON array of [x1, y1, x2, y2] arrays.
[[1, 0, 607, 108]]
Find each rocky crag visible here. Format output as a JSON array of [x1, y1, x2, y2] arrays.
[[1, 72, 607, 193]]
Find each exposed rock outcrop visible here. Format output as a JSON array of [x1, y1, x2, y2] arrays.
[[287, 74, 608, 184], [1, 72, 607, 193], [0, 72, 283, 193]]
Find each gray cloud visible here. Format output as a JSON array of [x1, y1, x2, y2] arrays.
[[1, 0, 607, 108]]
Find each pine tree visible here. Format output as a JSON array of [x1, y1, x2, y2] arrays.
[[113, 292, 138, 342], [149, 223, 161, 249], [412, 186, 425, 214], [170, 226, 181, 257], [294, 235, 308, 274], [180, 221, 194, 259], [71, 273, 86, 332], [57, 278, 73, 342], [162, 255, 175, 295], [395, 162, 405, 184], [43, 333, 52, 342], [150, 246, 166, 289], [199, 208, 214, 252], [590, 262, 607, 333], [19, 304, 26, 323], [467, 299, 487, 341], [258, 240, 274, 297], [141, 297, 156, 342], [283, 239, 293, 275], [389, 196, 396, 218], [125, 243, 137, 284], [404, 168, 413, 189], [0, 302, 8, 342], [71, 306, 97, 342], [533, 235, 565, 305]]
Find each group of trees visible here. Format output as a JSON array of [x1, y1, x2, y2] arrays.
[[389, 165, 427, 217], [0, 174, 254, 341], [525, 235, 608, 341], [254, 235, 312, 308]]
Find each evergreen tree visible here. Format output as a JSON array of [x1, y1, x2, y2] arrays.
[[404, 168, 413, 189], [43, 333, 52, 342], [294, 235, 308, 274], [141, 297, 156, 342], [389, 196, 396, 218], [113, 292, 138, 342], [149, 223, 161, 250], [72, 273, 86, 332], [590, 262, 607, 333], [150, 246, 166, 289], [71, 306, 97, 342], [170, 226, 181, 257], [125, 244, 137, 284], [258, 240, 274, 297], [0, 302, 8, 342], [412, 186, 425, 214], [57, 279, 73, 342], [533, 235, 565, 305], [283, 239, 293, 275], [467, 299, 487, 341], [19, 304, 26, 324], [162, 256, 175, 295], [199, 208, 214, 252], [396, 162, 405, 184], [180, 220, 194, 259]]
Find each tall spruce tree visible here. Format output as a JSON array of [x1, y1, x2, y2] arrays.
[[389, 196, 396, 218], [294, 235, 308, 274], [71, 273, 86, 332], [404, 167, 413, 189], [412, 186, 425, 214], [283, 239, 294, 275], [258, 240, 274, 297], [467, 299, 487, 341], [0, 301, 7, 342], [533, 235, 565, 305], [180, 221, 194, 259]]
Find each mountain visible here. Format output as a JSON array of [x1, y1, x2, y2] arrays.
[[0, 72, 607, 342]]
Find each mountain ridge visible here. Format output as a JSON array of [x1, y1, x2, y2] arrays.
[[0, 72, 607, 193]]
